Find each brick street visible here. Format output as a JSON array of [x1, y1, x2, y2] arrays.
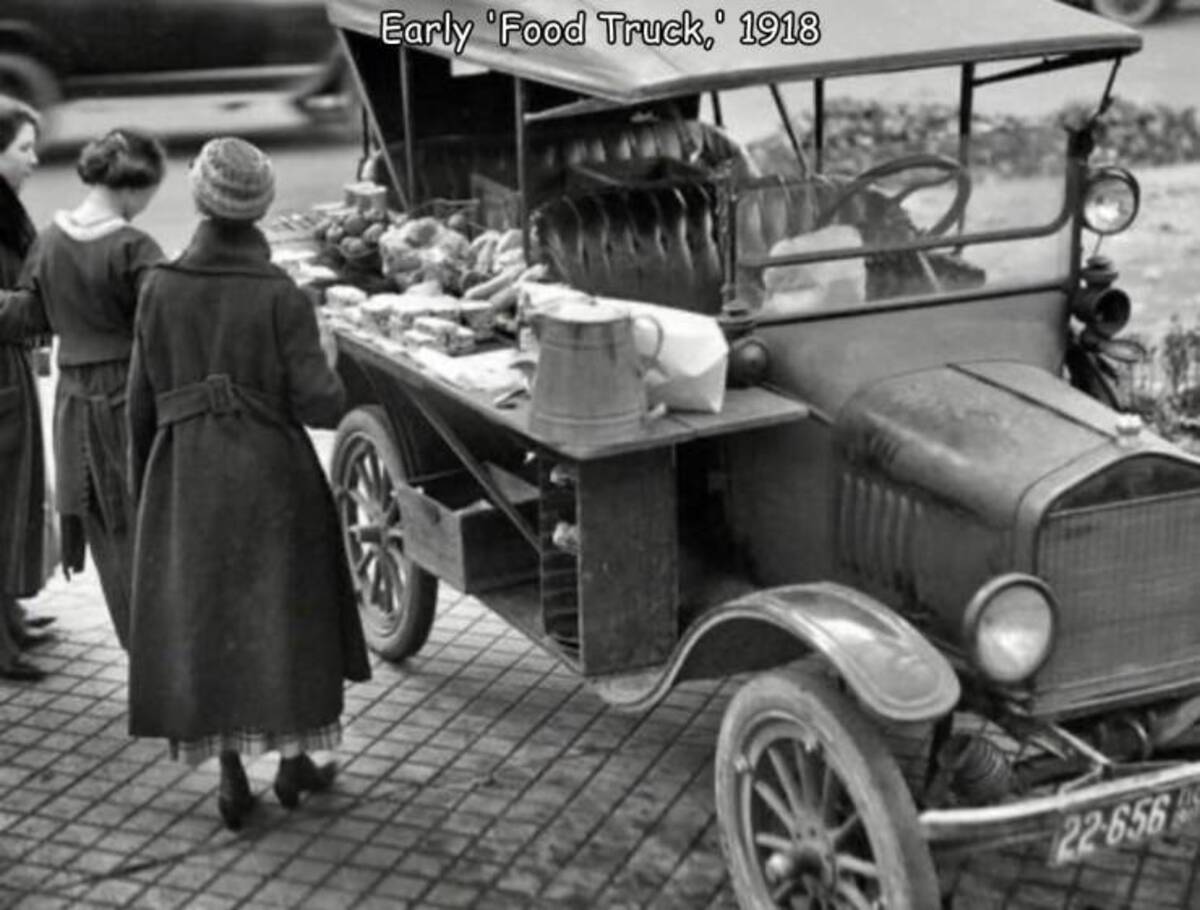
[[3, 562, 1200, 909]]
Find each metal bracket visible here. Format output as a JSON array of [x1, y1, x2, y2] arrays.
[[401, 384, 541, 553]]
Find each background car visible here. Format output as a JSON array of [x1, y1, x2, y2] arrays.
[[0, 0, 335, 111]]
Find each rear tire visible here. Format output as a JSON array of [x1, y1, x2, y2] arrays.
[[0, 53, 60, 112], [330, 405, 438, 662], [1091, 0, 1168, 25]]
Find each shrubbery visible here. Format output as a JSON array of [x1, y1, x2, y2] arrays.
[[748, 96, 1200, 178]]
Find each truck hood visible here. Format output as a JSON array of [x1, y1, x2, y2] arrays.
[[836, 360, 1144, 529], [834, 360, 1200, 713]]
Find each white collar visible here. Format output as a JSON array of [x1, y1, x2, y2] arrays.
[[53, 210, 128, 242]]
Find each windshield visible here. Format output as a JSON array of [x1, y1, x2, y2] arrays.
[[718, 62, 1114, 316]]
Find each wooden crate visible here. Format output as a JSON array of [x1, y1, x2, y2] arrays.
[[396, 464, 540, 594]]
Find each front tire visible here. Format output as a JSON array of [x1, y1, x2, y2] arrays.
[[716, 666, 939, 909], [330, 405, 437, 661]]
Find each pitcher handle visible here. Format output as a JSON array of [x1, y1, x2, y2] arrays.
[[633, 314, 665, 373]]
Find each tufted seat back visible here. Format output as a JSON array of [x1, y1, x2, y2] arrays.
[[533, 178, 853, 314], [378, 119, 753, 208], [533, 176, 986, 314], [533, 182, 726, 314]]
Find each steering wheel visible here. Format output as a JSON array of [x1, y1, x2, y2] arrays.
[[813, 153, 972, 238]]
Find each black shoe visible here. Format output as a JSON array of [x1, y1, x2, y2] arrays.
[[14, 628, 55, 650], [0, 656, 47, 682], [273, 754, 337, 809], [217, 753, 256, 831]]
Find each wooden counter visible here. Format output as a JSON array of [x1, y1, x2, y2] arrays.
[[334, 326, 809, 459], [333, 323, 810, 677]]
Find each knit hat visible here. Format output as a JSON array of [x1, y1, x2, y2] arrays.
[[189, 137, 275, 222]]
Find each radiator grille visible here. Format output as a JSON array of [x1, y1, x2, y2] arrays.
[[1035, 491, 1200, 704], [837, 472, 920, 597]]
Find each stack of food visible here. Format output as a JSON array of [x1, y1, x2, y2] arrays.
[[313, 209, 392, 274], [310, 186, 549, 358], [377, 219, 541, 308]]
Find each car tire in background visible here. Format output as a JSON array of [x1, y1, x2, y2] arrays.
[[1090, 0, 1176, 25], [0, 52, 60, 113]]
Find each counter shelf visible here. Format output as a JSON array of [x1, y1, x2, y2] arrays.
[[332, 325, 810, 677]]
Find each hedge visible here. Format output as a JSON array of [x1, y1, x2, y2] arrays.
[[748, 96, 1200, 178]]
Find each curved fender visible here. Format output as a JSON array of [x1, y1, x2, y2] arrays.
[[593, 582, 960, 722], [734, 582, 961, 721]]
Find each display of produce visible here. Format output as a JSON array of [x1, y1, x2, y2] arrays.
[[304, 187, 548, 360]]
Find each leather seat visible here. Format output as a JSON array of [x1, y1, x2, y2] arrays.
[[373, 119, 755, 208], [532, 175, 986, 314]]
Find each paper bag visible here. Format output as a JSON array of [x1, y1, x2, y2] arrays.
[[598, 296, 729, 414]]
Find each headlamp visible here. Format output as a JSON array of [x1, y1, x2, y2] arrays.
[[1082, 167, 1140, 236], [963, 575, 1057, 685]]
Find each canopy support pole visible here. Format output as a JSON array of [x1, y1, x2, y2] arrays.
[[771, 84, 809, 178], [956, 63, 975, 237], [335, 28, 405, 207], [514, 77, 531, 263], [398, 46, 416, 207], [813, 78, 825, 174], [957, 64, 975, 166], [972, 50, 1124, 88]]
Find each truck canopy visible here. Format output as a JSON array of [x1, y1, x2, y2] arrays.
[[326, 0, 1141, 104]]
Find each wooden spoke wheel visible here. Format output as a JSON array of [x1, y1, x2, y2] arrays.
[[331, 406, 437, 661], [716, 667, 939, 909]]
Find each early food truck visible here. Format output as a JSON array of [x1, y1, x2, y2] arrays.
[[286, 0, 1198, 904]]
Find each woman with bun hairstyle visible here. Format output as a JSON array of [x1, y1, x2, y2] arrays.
[[0, 94, 51, 682], [0, 127, 166, 650], [126, 137, 369, 830]]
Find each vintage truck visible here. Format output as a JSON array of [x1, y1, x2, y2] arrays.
[[312, 0, 1200, 904]]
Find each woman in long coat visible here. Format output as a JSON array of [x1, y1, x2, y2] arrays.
[[126, 137, 369, 830], [0, 95, 49, 681], [0, 129, 166, 651]]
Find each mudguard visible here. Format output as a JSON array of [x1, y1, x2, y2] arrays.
[[593, 581, 960, 722]]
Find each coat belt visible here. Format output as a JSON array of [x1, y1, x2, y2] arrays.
[[155, 374, 287, 428]]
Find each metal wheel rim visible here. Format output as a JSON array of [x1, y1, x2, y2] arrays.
[[734, 713, 886, 909], [336, 430, 411, 638]]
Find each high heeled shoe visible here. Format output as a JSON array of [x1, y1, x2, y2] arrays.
[[273, 754, 337, 809], [217, 752, 256, 831]]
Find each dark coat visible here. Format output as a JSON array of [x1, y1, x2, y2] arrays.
[[0, 215, 165, 597], [0, 183, 44, 597], [126, 219, 369, 742]]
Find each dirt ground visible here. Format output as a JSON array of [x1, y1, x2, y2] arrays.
[[1101, 162, 1200, 340]]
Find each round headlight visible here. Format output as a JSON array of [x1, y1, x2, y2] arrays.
[[963, 575, 1057, 685], [1082, 167, 1140, 236]]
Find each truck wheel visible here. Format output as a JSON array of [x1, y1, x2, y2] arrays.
[[331, 405, 437, 661], [0, 53, 60, 112], [1091, 0, 1167, 24], [716, 666, 939, 909]]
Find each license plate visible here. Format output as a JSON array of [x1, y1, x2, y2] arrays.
[[1049, 782, 1200, 866]]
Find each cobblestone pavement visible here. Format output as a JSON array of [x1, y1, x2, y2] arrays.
[[3, 569, 1200, 910]]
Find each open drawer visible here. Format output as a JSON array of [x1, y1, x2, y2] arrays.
[[396, 464, 540, 594]]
